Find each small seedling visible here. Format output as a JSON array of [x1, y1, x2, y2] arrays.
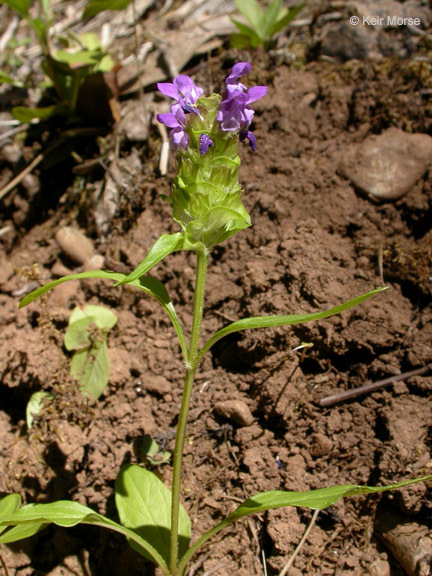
[[64, 304, 117, 400], [231, 0, 304, 50], [25, 391, 53, 428]]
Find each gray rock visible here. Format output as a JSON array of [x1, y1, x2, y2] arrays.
[[214, 400, 254, 427], [340, 128, 432, 200], [321, 22, 375, 62], [55, 226, 94, 264]]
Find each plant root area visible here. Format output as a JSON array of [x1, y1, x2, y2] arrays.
[[0, 54, 431, 576]]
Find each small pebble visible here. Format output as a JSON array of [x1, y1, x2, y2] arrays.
[[83, 254, 105, 271], [310, 432, 333, 457], [340, 128, 432, 200], [55, 226, 94, 265], [144, 375, 171, 396], [214, 400, 254, 427]]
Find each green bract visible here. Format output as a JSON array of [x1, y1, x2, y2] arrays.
[[170, 95, 251, 250]]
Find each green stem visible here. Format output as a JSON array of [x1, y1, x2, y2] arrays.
[[169, 250, 209, 575]]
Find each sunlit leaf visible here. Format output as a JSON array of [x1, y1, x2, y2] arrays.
[[198, 288, 388, 360], [115, 465, 190, 565], [70, 340, 110, 400], [233, 0, 262, 30], [26, 391, 53, 428], [269, 3, 304, 36], [179, 475, 432, 572], [259, 0, 282, 39], [0, 500, 169, 573]]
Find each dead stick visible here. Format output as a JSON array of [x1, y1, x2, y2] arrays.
[[0, 153, 43, 201], [319, 363, 432, 407]]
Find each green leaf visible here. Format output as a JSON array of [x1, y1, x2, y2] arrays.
[[115, 465, 191, 565], [2, 0, 32, 17], [0, 495, 21, 531], [26, 391, 53, 428], [0, 499, 169, 573], [18, 270, 188, 363], [12, 104, 64, 123], [198, 288, 388, 361], [0, 522, 46, 543], [179, 475, 432, 572], [233, 0, 262, 30], [69, 304, 118, 332], [230, 19, 261, 48], [269, 3, 304, 36], [83, 0, 133, 19], [70, 340, 110, 400], [115, 232, 184, 286], [259, 0, 282, 40]]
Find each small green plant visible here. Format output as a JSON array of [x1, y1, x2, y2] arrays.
[[64, 304, 117, 400], [25, 391, 53, 428], [231, 0, 304, 50], [1, 62, 430, 575], [2, 0, 115, 122]]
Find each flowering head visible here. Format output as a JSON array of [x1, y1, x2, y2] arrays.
[[156, 63, 267, 250]]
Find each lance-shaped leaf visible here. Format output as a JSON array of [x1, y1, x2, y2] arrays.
[[115, 232, 184, 286], [18, 270, 188, 362], [197, 287, 387, 361], [83, 0, 134, 19], [179, 475, 432, 573], [115, 465, 191, 566], [0, 499, 169, 573]]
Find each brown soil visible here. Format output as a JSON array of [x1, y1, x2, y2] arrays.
[[1, 52, 431, 576]]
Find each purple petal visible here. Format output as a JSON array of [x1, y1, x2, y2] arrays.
[[174, 75, 204, 102], [239, 130, 257, 151], [157, 112, 180, 128], [157, 82, 179, 100], [246, 85, 268, 104], [199, 133, 214, 155], [170, 127, 189, 150], [226, 62, 252, 83]]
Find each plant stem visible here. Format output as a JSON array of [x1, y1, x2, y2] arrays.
[[170, 250, 209, 575]]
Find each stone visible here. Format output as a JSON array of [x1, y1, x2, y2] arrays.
[[214, 400, 254, 427], [310, 432, 333, 457], [55, 226, 94, 264], [340, 128, 432, 200], [83, 254, 105, 271], [144, 375, 171, 395]]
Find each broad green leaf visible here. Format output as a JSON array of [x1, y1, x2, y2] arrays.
[[179, 475, 432, 572], [18, 270, 188, 363], [259, 0, 282, 39], [115, 465, 191, 565], [269, 3, 304, 36], [0, 522, 46, 543], [115, 232, 184, 286], [83, 0, 133, 19], [230, 19, 261, 48], [0, 500, 169, 573], [198, 288, 387, 361], [234, 0, 262, 30], [70, 340, 110, 400], [64, 317, 93, 351], [2, 0, 31, 17], [26, 391, 53, 428], [12, 104, 64, 123], [69, 305, 118, 332]]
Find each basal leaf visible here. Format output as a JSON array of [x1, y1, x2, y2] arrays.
[[230, 19, 261, 48], [0, 522, 46, 543], [269, 3, 304, 36], [115, 232, 184, 286], [83, 0, 134, 19], [70, 341, 110, 400], [115, 465, 191, 565], [259, 0, 282, 40], [0, 500, 169, 573], [69, 304, 118, 332], [233, 0, 262, 30], [198, 288, 387, 360]]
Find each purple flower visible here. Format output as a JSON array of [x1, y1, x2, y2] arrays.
[[217, 62, 267, 150], [157, 75, 203, 115], [199, 133, 214, 155], [157, 109, 189, 151]]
